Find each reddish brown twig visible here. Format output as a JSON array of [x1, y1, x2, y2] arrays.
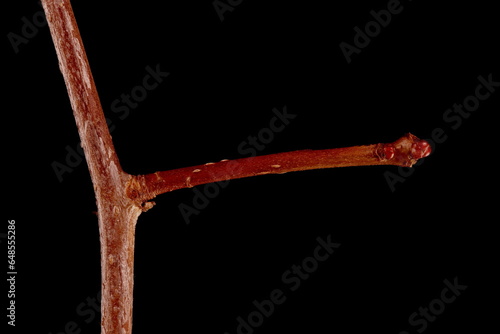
[[41, 1, 431, 333], [41, 1, 138, 333], [128, 133, 431, 206]]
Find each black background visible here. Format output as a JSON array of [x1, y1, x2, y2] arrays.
[[4, 0, 498, 333]]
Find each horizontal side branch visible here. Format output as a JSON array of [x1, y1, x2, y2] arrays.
[[127, 133, 431, 206]]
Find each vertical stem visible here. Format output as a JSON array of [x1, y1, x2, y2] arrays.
[[41, 1, 140, 333], [41, 0, 121, 181], [98, 202, 141, 334]]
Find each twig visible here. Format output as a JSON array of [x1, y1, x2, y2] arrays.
[[41, 0, 431, 333], [128, 133, 431, 206], [41, 1, 138, 333]]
